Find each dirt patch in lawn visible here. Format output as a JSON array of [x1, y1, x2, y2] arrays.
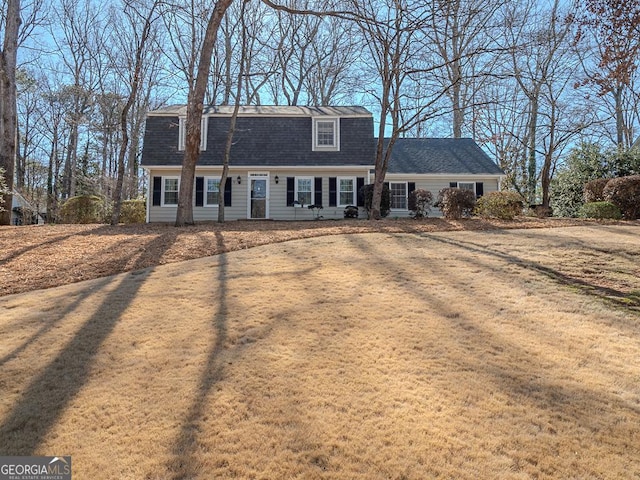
[[0, 217, 632, 296], [0, 224, 639, 479]]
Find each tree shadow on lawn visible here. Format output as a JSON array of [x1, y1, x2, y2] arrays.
[[164, 234, 322, 479], [420, 232, 640, 313], [0, 276, 114, 369], [165, 230, 230, 480], [0, 229, 83, 266], [343, 233, 640, 462], [0, 233, 178, 455]]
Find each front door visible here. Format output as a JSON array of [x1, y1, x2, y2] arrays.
[[249, 175, 268, 219]]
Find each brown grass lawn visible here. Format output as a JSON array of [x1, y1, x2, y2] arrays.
[[1, 221, 640, 479]]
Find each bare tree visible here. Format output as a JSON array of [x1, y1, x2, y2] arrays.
[[175, 0, 234, 226], [53, 0, 105, 199], [503, 0, 574, 204], [428, 0, 505, 138], [304, 16, 362, 105], [0, 0, 19, 224], [218, 0, 249, 222], [109, 0, 160, 224], [41, 78, 73, 222], [15, 68, 41, 191], [349, 0, 451, 219], [574, 0, 640, 148]]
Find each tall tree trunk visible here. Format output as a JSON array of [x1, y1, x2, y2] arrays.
[[63, 122, 79, 199], [0, 0, 20, 225], [112, 3, 158, 225], [176, 0, 234, 227], [614, 85, 625, 148], [527, 97, 538, 205], [219, 0, 247, 223], [47, 139, 55, 222]]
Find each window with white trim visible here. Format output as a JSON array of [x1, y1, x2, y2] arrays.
[[178, 117, 208, 151], [312, 118, 339, 151], [296, 177, 313, 205], [338, 177, 356, 206], [390, 182, 408, 209], [162, 177, 179, 206], [205, 177, 220, 206]]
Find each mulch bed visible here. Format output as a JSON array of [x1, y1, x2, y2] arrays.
[[0, 217, 629, 296]]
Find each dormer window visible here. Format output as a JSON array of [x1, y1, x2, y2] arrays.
[[312, 117, 340, 151], [178, 117, 208, 151]]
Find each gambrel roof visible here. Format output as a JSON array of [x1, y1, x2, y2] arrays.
[[142, 105, 375, 168]]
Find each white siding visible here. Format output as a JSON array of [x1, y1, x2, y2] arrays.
[[385, 175, 502, 218], [146, 168, 370, 222]]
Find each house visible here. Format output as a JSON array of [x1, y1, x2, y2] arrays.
[[383, 138, 504, 213], [141, 105, 504, 222], [10, 191, 45, 225]]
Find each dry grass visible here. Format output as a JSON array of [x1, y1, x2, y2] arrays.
[[0, 217, 600, 296], [1, 223, 639, 479]]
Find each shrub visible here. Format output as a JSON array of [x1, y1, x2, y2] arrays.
[[583, 178, 610, 203], [475, 191, 524, 220], [343, 205, 359, 218], [602, 175, 640, 219], [119, 199, 146, 224], [527, 204, 553, 218], [578, 201, 622, 220], [551, 143, 608, 217], [408, 189, 433, 218], [436, 187, 476, 219], [359, 183, 390, 218], [59, 195, 108, 224]]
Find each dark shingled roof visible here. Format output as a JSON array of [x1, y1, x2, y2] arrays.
[[142, 110, 375, 167], [385, 138, 504, 175]]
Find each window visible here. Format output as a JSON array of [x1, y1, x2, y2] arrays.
[[162, 177, 179, 206], [296, 177, 313, 205], [457, 182, 475, 192], [178, 117, 208, 151], [206, 178, 220, 206], [390, 182, 407, 209], [338, 177, 355, 206], [313, 118, 339, 151]]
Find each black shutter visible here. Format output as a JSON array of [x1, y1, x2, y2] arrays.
[[287, 177, 295, 206], [195, 177, 204, 207], [329, 177, 337, 206], [408, 182, 416, 194], [476, 182, 484, 197], [152, 176, 162, 206], [356, 177, 365, 207], [314, 177, 323, 206], [224, 177, 232, 206], [450, 182, 457, 188]]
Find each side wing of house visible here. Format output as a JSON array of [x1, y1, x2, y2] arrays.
[[384, 138, 505, 217], [141, 106, 375, 222]]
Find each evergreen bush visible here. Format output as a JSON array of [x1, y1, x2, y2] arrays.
[[578, 202, 622, 220], [119, 199, 146, 224], [60, 195, 108, 224], [475, 191, 524, 220]]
